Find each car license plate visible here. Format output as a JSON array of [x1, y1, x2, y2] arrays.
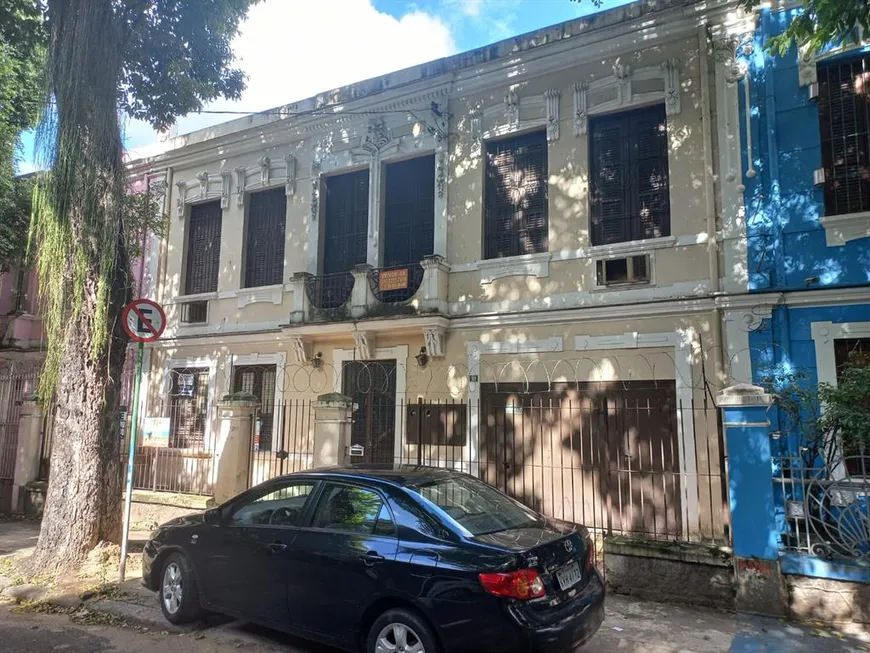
[[556, 561, 582, 591]]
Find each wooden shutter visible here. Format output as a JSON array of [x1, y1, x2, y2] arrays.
[[818, 54, 870, 216], [383, 155, 435, 266], [185, 201, 222, 295], [323, 169, 369, 275], [591, 105, 671, 245], [484, 131, 548, 259], [245, 188, 286, 288]]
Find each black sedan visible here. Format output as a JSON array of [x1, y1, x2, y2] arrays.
[[142, 465, 605, 653]]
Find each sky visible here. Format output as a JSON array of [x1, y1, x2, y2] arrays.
[[17, 0, 633, 173]]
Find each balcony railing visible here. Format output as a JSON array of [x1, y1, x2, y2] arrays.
[[304, 271, 354, 311], [288, 255, 449, 324]]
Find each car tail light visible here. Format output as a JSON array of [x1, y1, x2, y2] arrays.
[[585, 538, 595, 571], [478, 569, 545, 600]]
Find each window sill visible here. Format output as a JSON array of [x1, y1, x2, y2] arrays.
[[236, 284, 284, 309], [477, 252, 551, 285], [820, 210, 870, 246], [168, 292, 218, 305], [583, 235, 676, 258]]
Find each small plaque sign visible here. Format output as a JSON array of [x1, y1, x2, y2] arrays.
[[349, 444, 365, 457], [379, 268, 409, 292], [142, 417, 171, 448]]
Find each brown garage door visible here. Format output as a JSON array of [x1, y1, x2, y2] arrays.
[[479, 381, 682, 539]]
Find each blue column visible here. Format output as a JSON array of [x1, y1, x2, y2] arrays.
[[718, 384, 784, 615], [722, 404, 778, 559]]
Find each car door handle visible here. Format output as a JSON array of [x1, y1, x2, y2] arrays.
[[267, 542, 287, 553], [360, 551, 385, 566]]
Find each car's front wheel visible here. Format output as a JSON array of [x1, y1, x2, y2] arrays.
[[159, 552, 203, 625], [367, 608, 439, 653]]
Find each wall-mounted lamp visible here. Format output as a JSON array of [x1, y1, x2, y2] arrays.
[[310, 352, 323, 369], [415, 347, 429, 369]]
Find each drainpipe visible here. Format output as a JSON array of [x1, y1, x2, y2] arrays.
[[137, 172, 149, 298], [700, 25, 727, 387], [157, 166, 173, 305]]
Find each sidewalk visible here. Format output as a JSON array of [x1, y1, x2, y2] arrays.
[[62, 576, 870, 653], [2, 519, 869, 652]]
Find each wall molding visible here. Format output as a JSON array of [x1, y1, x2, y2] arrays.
[[236, 285, 285, 309], [573, 59, 681, 136], [450, 279, 712, 316], [819, 210, 870, 246]]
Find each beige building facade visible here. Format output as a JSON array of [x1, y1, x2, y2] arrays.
[[128, 0, 759, 542]]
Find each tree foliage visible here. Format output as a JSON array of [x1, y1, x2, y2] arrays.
[[570, 0, 870, 56], [742, 0, 870, 57], [0, 0, 44, 271], [23, 0, 259, 573]]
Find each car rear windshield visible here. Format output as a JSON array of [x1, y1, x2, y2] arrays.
[[407, 474, 538, 536]]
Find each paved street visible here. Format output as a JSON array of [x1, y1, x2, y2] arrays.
[[2, 591, 869, 653], [2, 520, 869, 652]]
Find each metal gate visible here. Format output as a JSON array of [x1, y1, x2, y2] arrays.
[[0, 368, 38, 512], [478, 381, 685, 540]]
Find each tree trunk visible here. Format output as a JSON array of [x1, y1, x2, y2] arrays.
[[29, 246, 130, 575], [28, 0, 130, 576]]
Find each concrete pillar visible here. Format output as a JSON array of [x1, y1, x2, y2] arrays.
[[12, 397, 42, 512], [313, 393, 355, 468], [288, 272, 311, 324], [717, 383, 785, 616], [213, 392, 259, 503], [351, 264, 374, 318], [419, 255, 450, 313]]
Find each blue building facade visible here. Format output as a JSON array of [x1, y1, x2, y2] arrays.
[[734, 8, 870, 580]]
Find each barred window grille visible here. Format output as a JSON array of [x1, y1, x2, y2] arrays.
[[245, 188, 286, 288], [169, 368, 209, 448], [818, 54, 870, 216], [232, 364, 277, 450], [590, 104, 670, 245], [484, 130, 548, 259], [184, 201, 222, 295], [323, 169, 369, 275], [383, 154, 435, 267]]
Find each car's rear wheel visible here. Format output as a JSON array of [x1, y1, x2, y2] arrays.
[[159, 552, 203, 625], [367, 608, 438, 653]]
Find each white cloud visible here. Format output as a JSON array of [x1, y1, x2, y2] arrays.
[[123, 0, 456, 151]]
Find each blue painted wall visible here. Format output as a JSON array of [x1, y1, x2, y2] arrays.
[[740, 10, 870, 292]]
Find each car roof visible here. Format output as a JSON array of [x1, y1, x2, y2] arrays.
[[280, 464, 463, 489]]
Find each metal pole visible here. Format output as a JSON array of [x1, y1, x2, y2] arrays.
[[119, 340, 144, 583]]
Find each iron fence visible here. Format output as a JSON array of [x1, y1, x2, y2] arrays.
[[774, 450, 870, 562], [0, 368, 38, 512], [247, 394, 729, 546]]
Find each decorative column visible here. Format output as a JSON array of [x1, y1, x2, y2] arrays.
[[419, 255, 450, 314], [717, 383, 785, 616], [12, 396, 42, 513], [213, 392, 259, 504], [312, 393, 355, 468], [351, 264, 374, 319], [287, 272, 311, 324]]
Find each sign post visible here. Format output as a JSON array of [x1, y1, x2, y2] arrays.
[[119, 298, 166, 583]]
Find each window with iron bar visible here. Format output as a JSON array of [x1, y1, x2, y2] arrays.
[[244, 187, 286, 288], [383, 154, 435, 267], [590, 104, 670, 245], [484, 130, 548, 259], [817, 54, 870, 216], [322, 169, 369, 275], [184, 200, 222, 295]]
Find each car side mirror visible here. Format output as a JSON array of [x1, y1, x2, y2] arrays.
[[204, 508, 221, 525]]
